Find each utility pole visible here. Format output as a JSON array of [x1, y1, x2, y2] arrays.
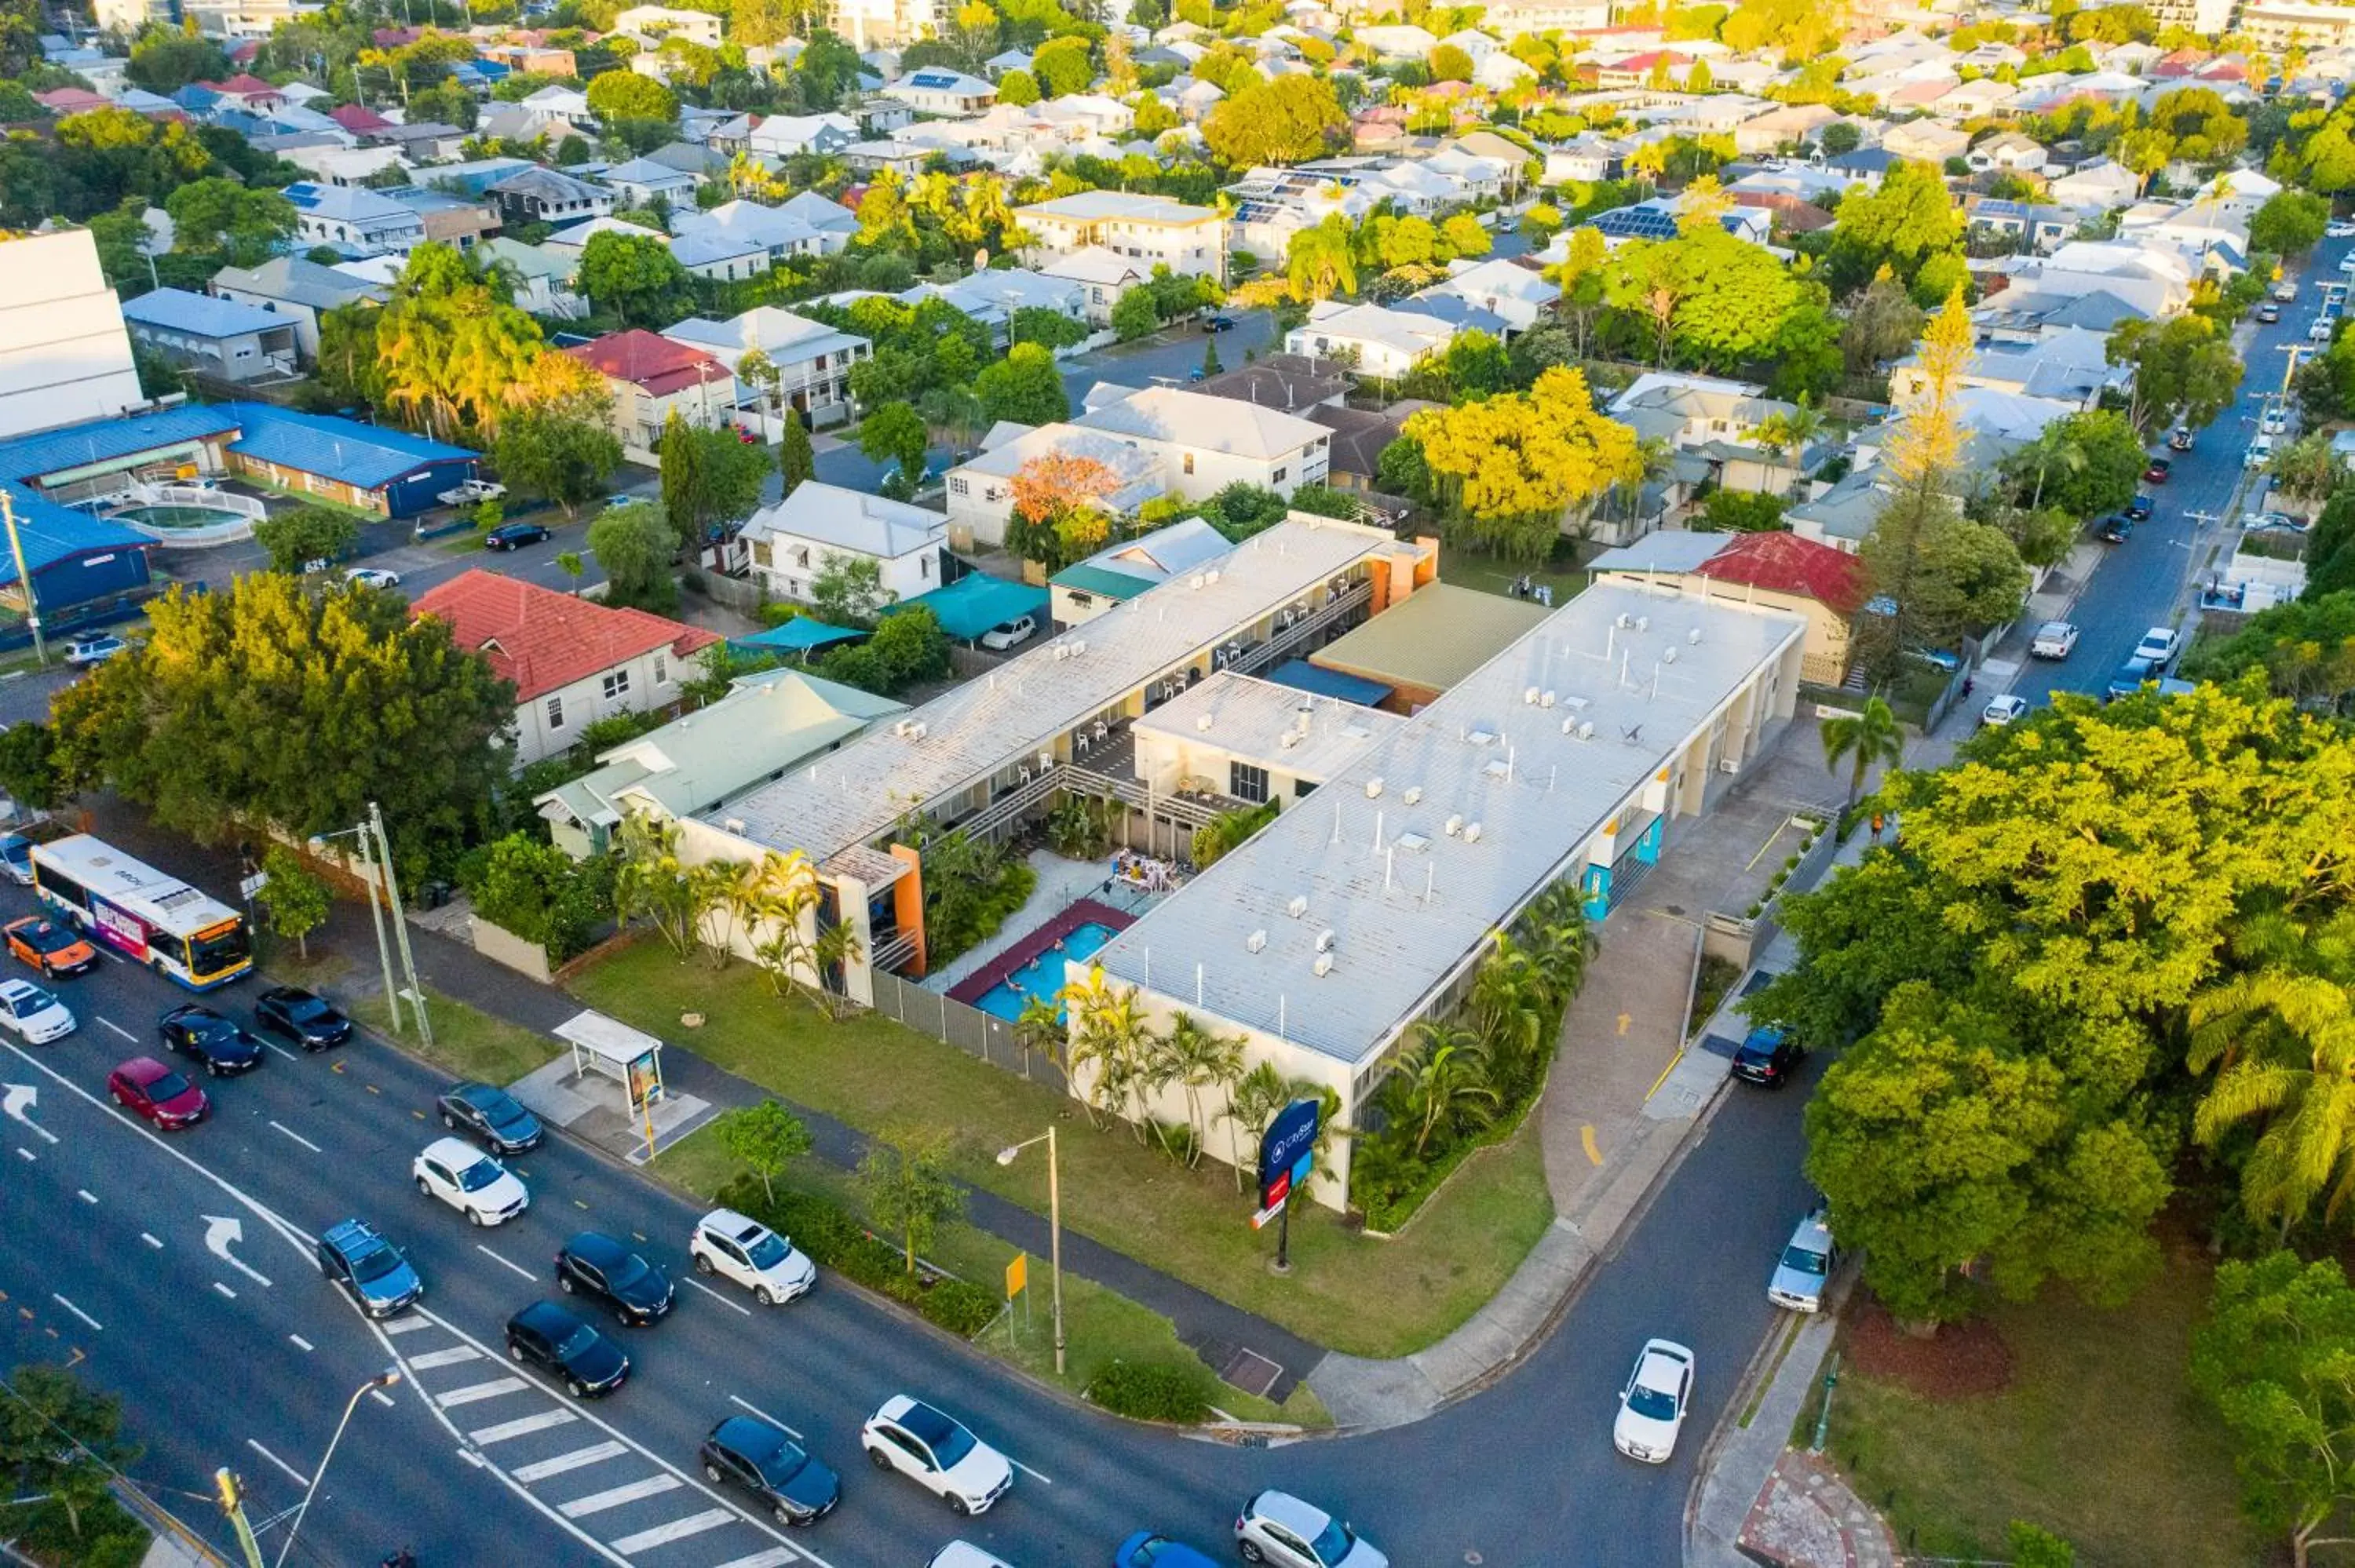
[[214, 1468, 265, 1568], [353, 822, 403, 1037], [0, 490, 49, 669], [370, 801, 432, 1049]]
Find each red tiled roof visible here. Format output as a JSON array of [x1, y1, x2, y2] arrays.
[[33, 86, 108, 112], [1730, 191, 1835, 232], [1693, 531, 1864, 611], [411, 570, 717, 702], [206, 74, 282, 97], [330, 103, 396, 133], [564, 330, 734, 399]]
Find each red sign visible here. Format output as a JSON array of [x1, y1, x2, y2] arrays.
[[1264, 1169, 1291, 1207]]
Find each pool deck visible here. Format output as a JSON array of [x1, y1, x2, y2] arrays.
[[948, 898, 1136, 1010]]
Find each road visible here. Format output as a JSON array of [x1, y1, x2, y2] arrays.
[[2014, 233, 2351, 702], [0, 856, 1816, 1568]]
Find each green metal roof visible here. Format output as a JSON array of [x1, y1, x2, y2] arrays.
[[1049, 563, 1158, 601]]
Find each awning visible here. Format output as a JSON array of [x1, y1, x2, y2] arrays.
[[732, 618, 864, 656], [1264, 658, 1393, 708], [886, 574, 1050, 641]]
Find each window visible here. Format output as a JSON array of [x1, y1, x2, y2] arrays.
[[920, 556, 931, 579], [1230, 761, 1269, 804], [951, 476, 969, 496], [654, 654, 668, 685], [1272, 466, 1287, 483], [602, 669, 631, 701], [546, 695, 566, 730]]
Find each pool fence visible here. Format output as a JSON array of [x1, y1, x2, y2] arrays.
[[867, 968, 1070, 1092]]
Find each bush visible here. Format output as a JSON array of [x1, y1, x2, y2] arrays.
[[717, 1177, 998, 1336], [1086, 1360, 1211, 1423]]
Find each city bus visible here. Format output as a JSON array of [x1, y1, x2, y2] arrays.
[[28, 835, 252, 990]]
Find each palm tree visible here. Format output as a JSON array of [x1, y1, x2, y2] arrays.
[[2190, 965, 2355, 1234], [733, 850, 817, 1004], [809, 920, 864, 1019], [1012, 996, 1062, 1082], [1161, 1012, 1246, 1169], [1399, 1021, 1500, 1156], [1471, 935, 1548, 1095], [1055, 966, 1152, 1133], [1517, 891, 1597, 1009], [1820, 694, 1906, 810]]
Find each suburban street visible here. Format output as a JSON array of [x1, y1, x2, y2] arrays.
[[0, 844, 1814, 1568]]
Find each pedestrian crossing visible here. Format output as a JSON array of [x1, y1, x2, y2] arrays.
[[368, 1306, 835, 1568]]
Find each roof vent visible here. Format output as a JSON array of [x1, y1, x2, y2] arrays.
[[1313, 952, 1335, 978], [1464, 822, 1484, 843], [1188, 573, 1206, 589], [1280, 730, 1301, 749], [1444, 814, 1463, 837], [909, 722, 927, 740], [1397, 831, 1429, 852], [1636, 615, 1650, 632], [1196, 713, 1214, 732], [1523, 685, 1541, 705], [1402, 786, 1422, 805], [1286, 894, 1309, 918], [1688, 627, 1702, 645], [1203, 569, 1220, 585], [1484, 758, 1510, 779], [1315, 928, 1337, 953], [1616, 612, 1634, 629], [1663, 647, 1678, 665], [1579, 720, 1595, 740], [1246, 928, 1268, 953], [1467, 727, 1498, 746], [1541, 690, 1557, 708], [723, 818, 746, 833], [1364, 777, 1384, 798], [1562, 694, 1590, 709]]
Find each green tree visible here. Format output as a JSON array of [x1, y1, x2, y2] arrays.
[[126, 30, 232, 93], [1401, 366, 1643, 560], [1030, 35, 1092, 96], [2006, 1523, 2076, 1568], [2002, 409, 2146, 517], [163, 177, 298, 267], [2109, 312, 2243, 432], [713, 1098, 812, 1204], [1839, 268, 1924, 374], [1439, 212, 1491, 260], [809, 551, 892, 625], [556, 549, 586, 595], [2180, 590, 2355, 713], [859, 400, 929, 486], [1819, 693, 1904, 808], [1287, 213, 1359, 302], [586, 70, 677, 125], [995, 66, 1039, 104], [976, 341, 1072, 426], [2251, 189, 2331, 256], [374, 242, 549, 441], [257, 844, 330, 961], [1820, 120, 1862, 155], [253, 504, 360, 574], [587, 499, 680, 614], [1824, 159, 1963, 297], [1397, 1019, 1500, 1156], [0, 1362, 142, 1546], [856, 1123, 965, 1277], [659, 413, 770, 549], [1429, 42, 1473, 81], [577, 230, 692, 326], [1110, 284, 1160, 341], [1009, 306, 1087, 350], [614, 812, 700, 960], [1203, 74, 1348, 167], [0, 720, 60, 811], [494, 406, 623, 520]]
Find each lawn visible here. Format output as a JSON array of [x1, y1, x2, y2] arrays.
[[1438, 540, 1587, 605], [650, 1126, 1327, 1427], [1822, 1253, 2260, 1568], [574, 942, 1557, 1358], [349, 984, 561, 1085]]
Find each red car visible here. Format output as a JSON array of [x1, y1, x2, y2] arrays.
[[108, 1056, 209, 1130], [2143, 456, 2171, 483]]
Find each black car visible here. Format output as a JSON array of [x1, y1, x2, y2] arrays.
[[158, 1004, 266, 1077], [2124, 494, 2154, 521], [484, 522, 551, 551], [506, 1300, 630, 1398], [316, 1219, 423, 1318], [254, 986, 352, 1051], [556, 1232, 674, 1325], [437, 1081, 544, 1154], [1730, 1025, 1805, 1087], [1201, 315, 1236, 333], [701, 1415, 841, 1526], [2097, 514, 2133, 543]]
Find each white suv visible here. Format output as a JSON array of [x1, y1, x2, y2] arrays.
[[2134, 625, 2183, 669], [412, 1136, 528, 1226], [689, 1209, 816, 1305], [862, 1395, 1013, 1516]]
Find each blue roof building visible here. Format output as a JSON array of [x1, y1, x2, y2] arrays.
[[119, 289, 302, 385], [217, 403, 480, 518]]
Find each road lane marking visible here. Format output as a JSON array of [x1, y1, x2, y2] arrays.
[[408, 1345, 482, 1370], [213, 1282, 236, 1299], [96, 1017, 134, 1044], [1011, 1457, 1054, 1485], [75, 1189, 95, 1205], [371, 1389, 396, 1408], [259, 1040, 300, 1063], [268, 1120, 319, 1152], [476, 1244, 536, 1281], [611, 1510, 735, 1554], [245, 1439, 309, 1488], [13, 1147, 28, 1161], [469, 1409, 575, 1445], [3, 1085, 56, 1143], [288, 1334, 312, 1351], [559, 1475, 680, 1517], [710, 1551, 798, 1568], [436, 1377, 530, 1407], [726, 1395, 803, 1440], [50, 1295, 100, 1331], [140, 1233, 161, 1249], [513, 1441, 627, 1482], [203, 1216, 272, 1288], [382, 1315, 432, 1334], [687, 1278, 752, 1316]]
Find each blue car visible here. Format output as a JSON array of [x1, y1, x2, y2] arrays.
[[0, 833, 31, 886], [316, 1219, 423, 1318], [1114, 1532, 1224, 1568], [2105, 655, 2157, 702]]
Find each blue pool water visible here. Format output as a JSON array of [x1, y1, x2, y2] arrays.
[[973, 921, 1119, 1021]]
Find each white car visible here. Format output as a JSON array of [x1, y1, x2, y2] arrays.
[[64, 634, 126, 667], [1235, 1489, 1387, 1568], [437, 478, 506, 507], [1769, 1210, 1838, 1312], [2339, 253, 2355, 274], [860, 1395, 1013, 1516], [927, 1545, 1015, 1568], [344, 567, 402, 589], [2314, 317, 2340, 342], [689, 1208, 816, 1304], [1614, 1337, 1695, 1463], [412, 1136, 528, 1226], [1981, 694, 2030, 727], [979, 614, 1038, 651], [2134, 625, 2184, 667], [2247, 434, 2276, 467], [2029, 620, 2079, 659], [2276, 279, 2302, 300], [2329, 222, 2355, 239], [0, 978, 74, 1044], [2262, 407, 2290, 434]]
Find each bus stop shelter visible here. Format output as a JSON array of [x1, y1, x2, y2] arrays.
[[554, 1009, 665, 1114]]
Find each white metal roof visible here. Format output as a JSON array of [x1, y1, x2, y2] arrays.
[[555, 1008, 661, 1066], [1132, 670, 1404, 782]]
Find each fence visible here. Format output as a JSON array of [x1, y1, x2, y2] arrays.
[[868, 968, 1069, 1092]]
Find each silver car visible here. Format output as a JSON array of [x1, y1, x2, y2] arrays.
[[1236, 1490, 1386, 1568], [1769, 1209, 1838, 1312]]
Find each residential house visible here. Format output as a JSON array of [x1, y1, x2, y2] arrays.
[[472, 238, 586, 318], [1609, 372, 1820, 500], [488, 167, 615, 228], [901, 268, 1086, 343], [1967, 131, 2050, 174], [411, 571, 719, 768], [0, 231, 147, 442], [1198, 353, 1349, 417], [1889, 324, 2127, 411], [1284, 301, 1460, 379], [748, 112, 859, 157], [1074, 385, 1331, 502], [214, 402, 480, 517], [597, 155, 700, 209], [281, 142, 407, 186], [281, 181, 427, 256], [1586, 527, 1864, 684], [614, 3, 721, 42], [943, 423, 1167, 548], [207, 257, 386, 360], [739, 481, 948, 607], [118, 288, 299, 384], [882, 69, 997, 117], [564, 330, 739, 464], [661, 306, 871, 430], [519, 83, 593, 127], [1413, 258, 1561, 334], [194, 74, 284, 114], [1016, 191, 1226, 279], [1038, 248, 1147, 326], [1882, 119, 1971, 163], [670, 195, 856, 264]]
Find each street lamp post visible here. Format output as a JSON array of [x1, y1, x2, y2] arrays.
[[274, 1366, 400, 1568], [996, 1128, 1064, 1377]]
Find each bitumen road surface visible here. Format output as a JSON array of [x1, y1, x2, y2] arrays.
[[0, 857, 1816, 1568]]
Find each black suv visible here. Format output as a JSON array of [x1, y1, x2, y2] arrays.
[[1730, 1025, 1806, 1088], [703, 1416, 840, 1526], [159, 1004, 266, 1077], [437, 1081, 544, 1154], [316, 1219, 423, 1318], [556, 1232, 674, 1326], [254, 986, 352, 1051], [506, 1301, 629, 1398], [484, 522, 551, 551]]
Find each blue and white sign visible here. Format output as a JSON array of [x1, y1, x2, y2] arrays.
[[1258, 1097, 1320, 1210]]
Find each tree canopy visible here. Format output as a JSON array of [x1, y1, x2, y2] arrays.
[[1203, 74, 1348, 167], [1400, 366, 1644, 561]]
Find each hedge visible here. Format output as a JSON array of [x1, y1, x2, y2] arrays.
[[716, 1177, 998, 1337], [1086, 1360, 1211, 1424]]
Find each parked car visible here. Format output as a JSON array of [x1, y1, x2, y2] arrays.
[[2328, 221, 2355, 239], [1980, 695, 2030, 727], [1115, 1531, 1224, 1568], [5, 917, 97, 979], [505, 1300, 630, 1398], [108, 1056, 208, 1130], [0, 979, 73, 1044], [64, 634, 126, 667], [2248, 434, 2276, 469], [980, 614, 1038, 651], [343, 567, 402, 590], [437, 478, 507, 508], [1234, 1492, 1386, 1568], [862, 1396, 1013, 1515], [253, 986, 352, 1051], [2105, 655, 2158, 702], [2134, 625, 2184, 668], [1613, 1338, 1696, 1463], [413, 1136, 528, 1226], [2029, 620, 2079, 659], [2142, 456, 2171, 483], [1904, 645, 1962, 673], [1201, 315, 1236, 332], [2262, 406, 2291, 435], [2097, 514, 2134, 544], [2278, 277, 2305, 297], [157, 1003, 266, 1077], [1768, 1209, 1838, 1313], [316, 1218, 423, 1318], [0, 833, 33, 885], [2167, 425, 2194, 450], [436, 1081, 543, 1154], [929, 1547, 1015, 1568], [555, 1232, 674, 1325], [690, 1209, 816, 1305], [1730, 1024, 1804, 1087], [2258, 301, 2283, 323], [2314, 316, 2339, 343], [2124, 494, 2154, 520], [483, 522, 550, 552], [701, 1413, 841, 1526]]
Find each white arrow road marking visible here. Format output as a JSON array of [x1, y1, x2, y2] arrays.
[[3, 1084, 57, 1144], [202, 1216, 273, 1288]]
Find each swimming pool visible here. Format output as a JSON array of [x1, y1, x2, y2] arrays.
[[972, 921, 1120, 1022], [110, 504, 253, 529]]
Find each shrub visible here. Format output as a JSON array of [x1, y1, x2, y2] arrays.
[[1086, 1360, 1211, 1423], [717, 1177, 999, 1336]]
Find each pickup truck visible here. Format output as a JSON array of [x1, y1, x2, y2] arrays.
[[437, 478, 507, 507], [2029, 620, 2079, 659]]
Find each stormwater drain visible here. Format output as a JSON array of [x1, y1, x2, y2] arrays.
[[1221, 1347, 1283, 1398]]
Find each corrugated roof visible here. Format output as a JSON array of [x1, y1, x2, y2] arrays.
[[1051, 563, 1159, 601], [0, 406, 242, 487], [1692, 531, 1865, 609], [219, 403, 476, 490], [119, 287, 290, 340], [0, 483, 149, 585], [564, 330, 732, 399], [1313, 582, 1552, 693]]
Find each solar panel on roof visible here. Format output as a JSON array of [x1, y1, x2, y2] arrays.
[[909, 71, 957, 87]]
